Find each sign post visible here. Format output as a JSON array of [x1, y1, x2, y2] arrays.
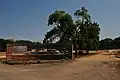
[[68, 45, 73, 60]]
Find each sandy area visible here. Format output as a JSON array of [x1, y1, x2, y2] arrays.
[[0, 51, 120, 80]]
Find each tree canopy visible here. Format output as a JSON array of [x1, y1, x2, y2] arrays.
[[74, 7, 100, 50], [43, 10, 74, 44], [43, 7, 100, 53]]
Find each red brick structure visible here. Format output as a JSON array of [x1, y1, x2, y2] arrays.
[[6, 44, 73, 61]]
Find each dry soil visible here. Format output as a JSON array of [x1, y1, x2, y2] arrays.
[[0, 52, 120, 80]]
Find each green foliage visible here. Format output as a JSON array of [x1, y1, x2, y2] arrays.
[[43, 7, 100, 52], [43, 10, 74, 44], [74, 7, 91, 22], [0, 39, 6, 51], [99, 38, 114, 49], [32, 42, 43, 49], [99, 37, 120, 49], [15, 40, 32, 45], [0, 39, 15, 51], [113, 37, 120, 48], [74, 7, 100, 50], [0, 39, 43, 51]]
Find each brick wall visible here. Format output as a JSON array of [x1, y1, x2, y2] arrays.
[[11, 54, 68, 61]]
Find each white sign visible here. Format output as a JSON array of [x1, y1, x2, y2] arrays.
[[13, 46, 27, 53]]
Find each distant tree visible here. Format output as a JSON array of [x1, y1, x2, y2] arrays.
[[0, 38, 44, 51], [99, 38, 114, 49], [0, 39, 6, 51], [5, 39, 14, 44], [15, 40, 32, 45], [15, 40, 33, 51], [32, 42, 43, 49], [0, 39, 14, 51], [113, 37, 120, 49]]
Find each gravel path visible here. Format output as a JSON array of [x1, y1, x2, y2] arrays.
[[0, 52, 120, 80]]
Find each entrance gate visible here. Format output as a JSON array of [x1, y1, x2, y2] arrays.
[[6, 44, 74, 61]]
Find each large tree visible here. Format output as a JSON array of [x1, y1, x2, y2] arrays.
[[43, 7, 100, 54], [74, 7, 100, 53]]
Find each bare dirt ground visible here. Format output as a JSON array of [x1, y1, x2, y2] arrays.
[[0, 51, 120, 80]]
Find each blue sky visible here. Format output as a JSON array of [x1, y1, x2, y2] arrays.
[[0, 0, 120, 42]]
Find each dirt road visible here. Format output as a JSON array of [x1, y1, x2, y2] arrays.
[[0, 52, 120, 80]]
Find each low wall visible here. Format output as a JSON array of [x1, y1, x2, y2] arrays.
[[11, 54, 68, 61]]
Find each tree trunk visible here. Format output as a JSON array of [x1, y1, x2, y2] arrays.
[[75, 44, 78, 57]]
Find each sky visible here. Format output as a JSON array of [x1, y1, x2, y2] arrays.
[[0, 0, 120, 42]]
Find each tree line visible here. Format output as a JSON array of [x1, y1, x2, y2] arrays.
[[0, 38, 43, 51], [0, 37, 120, 52], [99, 37, 120, 50]]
